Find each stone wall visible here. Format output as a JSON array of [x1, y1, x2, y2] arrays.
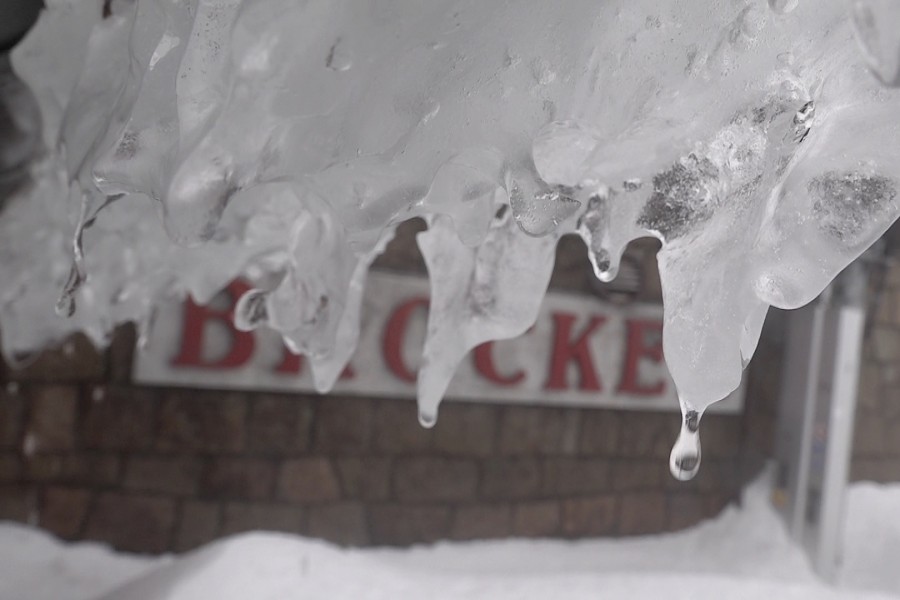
[[0, 334, 764, 553], [0, 224, 780, 554]]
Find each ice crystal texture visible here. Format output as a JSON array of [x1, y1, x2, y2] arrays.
[[3, 0, 900, 423]]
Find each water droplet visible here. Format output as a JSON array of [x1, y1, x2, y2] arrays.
[[418, 409, 438, 428], [768, 0, 798, 15], [235, 289, 269, 331], [669, 409, 702, 481], [591, 249, 620, 282], [577, 193, 621, 283], [851, 0, 900, 87]]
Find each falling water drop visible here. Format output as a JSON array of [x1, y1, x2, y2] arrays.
[[577, 193, 621, 283], [767, 0, 799, 15], [591, 249, 619, 282], [235, 289, 270, 331], [418, 409, 438, 428], [669, 409, 702, 481]]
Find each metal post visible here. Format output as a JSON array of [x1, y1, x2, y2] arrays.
[[774, 259, 868, 581]]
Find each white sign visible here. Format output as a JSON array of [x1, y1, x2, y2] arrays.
[[134, 271, 743, 413]]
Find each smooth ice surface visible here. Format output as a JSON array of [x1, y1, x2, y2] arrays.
[[3, 0, 900, 420], [0, 524, 167, 600], [3, 477, 900, 600]]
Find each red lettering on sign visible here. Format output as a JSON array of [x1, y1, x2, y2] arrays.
[[544, 312, 606, 391], [274, 349, 355, 379], [383, 296, 429, 383], [273, 350, 303, 374], [617, 319, 665, 396], [171, 281, 255, 369], [473, 342, 525, 386]]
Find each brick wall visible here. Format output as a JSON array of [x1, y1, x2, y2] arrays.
[[0, 341, 763, 553], [0, 223, 780, 554], [851, 259, 900, 482]]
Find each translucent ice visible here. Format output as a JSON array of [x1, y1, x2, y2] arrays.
[[527, 1, 900, 414], [2, 0, 900, 441], [416, 208, 558, 425]]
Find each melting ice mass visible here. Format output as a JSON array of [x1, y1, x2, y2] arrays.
[[3, 0, 900, 478]]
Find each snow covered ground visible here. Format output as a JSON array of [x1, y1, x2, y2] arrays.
[[1, 477, 898, 600]]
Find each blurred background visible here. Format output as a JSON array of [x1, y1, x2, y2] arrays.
[[1, 217, 895, 554]]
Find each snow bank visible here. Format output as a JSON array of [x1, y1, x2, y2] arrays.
[[0, 522, 164, 600], [839, 482, 900, 595], [93, 536, 892, 600], [2, 478, 900, 600]]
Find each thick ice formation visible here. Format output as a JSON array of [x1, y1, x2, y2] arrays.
[[3, 0, 900, 472]]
